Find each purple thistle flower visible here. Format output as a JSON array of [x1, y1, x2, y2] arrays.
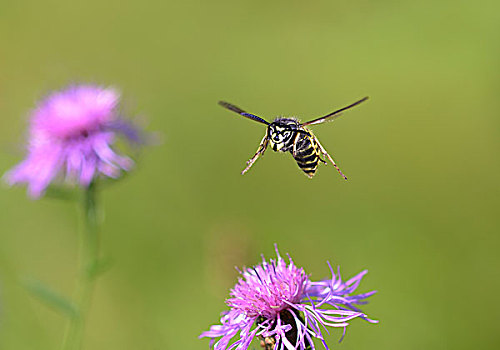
[[200, 245, 377, 350], [4, 85, 138, 198]]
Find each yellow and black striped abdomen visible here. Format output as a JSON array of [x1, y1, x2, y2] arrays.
[[292, 128, 321, 178]]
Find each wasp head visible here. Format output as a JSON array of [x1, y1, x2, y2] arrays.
[[268, 118, 299, 152]]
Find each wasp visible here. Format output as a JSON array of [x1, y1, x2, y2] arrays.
[[219, 97, 368, 179]]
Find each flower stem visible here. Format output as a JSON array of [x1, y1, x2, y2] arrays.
[[62, 182, 100, 350]]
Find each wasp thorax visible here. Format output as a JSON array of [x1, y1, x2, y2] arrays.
[[268, 118, 298, 152]]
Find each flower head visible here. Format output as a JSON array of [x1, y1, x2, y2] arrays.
[[200, 245, 377, 350], [4, 85, 139, 197]]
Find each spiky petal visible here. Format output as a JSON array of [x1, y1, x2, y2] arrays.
[[200, 245, 377, 350]]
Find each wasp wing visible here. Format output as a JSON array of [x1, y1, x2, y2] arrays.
[[302, 96, 369, 126], [218, 101, 270, 125]]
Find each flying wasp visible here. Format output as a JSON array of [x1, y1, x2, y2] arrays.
[[219, 97, 368, 179]]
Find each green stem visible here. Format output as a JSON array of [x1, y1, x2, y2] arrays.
[[62, 182, 100, 350]]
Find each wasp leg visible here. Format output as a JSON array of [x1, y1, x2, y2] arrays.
[[242, 135, 269, 175], [313, 136, 348, 180]]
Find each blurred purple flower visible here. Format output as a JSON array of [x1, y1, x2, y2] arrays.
[[4, 85, 138, 198], [200, 245, 377, 350]]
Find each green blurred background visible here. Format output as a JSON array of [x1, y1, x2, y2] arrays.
[[1, 0, 499, 349]]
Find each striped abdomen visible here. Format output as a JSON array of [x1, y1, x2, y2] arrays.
[[292, 128, 321, 178]]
